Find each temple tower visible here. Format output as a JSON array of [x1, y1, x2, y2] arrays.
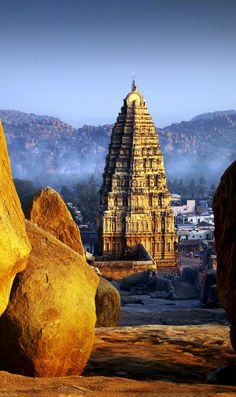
[[97, 81, 177, 267]]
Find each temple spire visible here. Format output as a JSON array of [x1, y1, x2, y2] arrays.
[[98, 81, 177, 268], [131, 71, 137, 91]]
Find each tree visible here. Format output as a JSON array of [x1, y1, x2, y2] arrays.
[[188, 178, 197, 198], [14, 179, 38, 214], [61, 185, 77, 206], [208, 183, 216, 206], [74, 174, 99, 224], [197, 176, 208, 198], [176, 178, 189, 198]]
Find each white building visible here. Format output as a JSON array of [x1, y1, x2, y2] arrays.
[[176, 213, 214, 226], [177, 226, 214, 241], [171, 200, 196, 217], [170, 194, 181, 205]]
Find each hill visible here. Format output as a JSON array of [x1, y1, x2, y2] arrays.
[[0, 109, 236, 187]]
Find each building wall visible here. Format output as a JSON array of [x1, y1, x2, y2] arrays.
[[178, 228, 214, 241], [171, 200, 196, 216]]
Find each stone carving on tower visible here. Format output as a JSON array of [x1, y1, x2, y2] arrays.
[[97, 81, 177, 267]]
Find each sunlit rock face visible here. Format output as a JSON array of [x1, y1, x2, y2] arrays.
[[0, 220, 99, 377], [0, 121, 31, 315], [98, 82, 177, 267], [95, 277, 121, 327], [27, 188, 121, 328], [213, 160, 236, 351], [27, 187, 85, 258]]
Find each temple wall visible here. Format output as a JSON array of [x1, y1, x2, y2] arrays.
[[94, 260, 156, 280]]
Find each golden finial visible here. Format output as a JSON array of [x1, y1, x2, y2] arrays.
[[131, 71, 136, 91]]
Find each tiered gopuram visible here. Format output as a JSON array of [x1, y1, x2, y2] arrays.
[[98, 81, 177, 267]]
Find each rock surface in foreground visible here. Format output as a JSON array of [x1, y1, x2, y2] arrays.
[[0, 324, 236, 396], [0, 121, 31, 315], [214, 160, 236, 351], [0, 221, 99, 377], [0, 372, 236, 397], [27, 187, 85, 257], [85, 324, 236, 383]]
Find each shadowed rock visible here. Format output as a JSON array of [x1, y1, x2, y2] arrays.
[[120, 270, 175, 297], [96, 278, 121, 327], [27, 187, 85, 257], [0, 121, 31, 315], [0, 220, 99, 377], [85, 324, 235, 383], [213, 161, 236, 351]]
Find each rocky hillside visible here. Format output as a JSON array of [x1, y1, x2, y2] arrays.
[[1, 109, 236, 187], [161, 110, 236, 155]]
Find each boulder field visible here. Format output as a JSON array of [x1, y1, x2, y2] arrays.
[[1, 120, 236, 394], [0, 121, 31, 315], [0, 221, 99, 377]]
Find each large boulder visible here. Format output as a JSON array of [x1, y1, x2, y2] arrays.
[[120, 270, 157, 292], [120, 270, 175, 296], [27, 187, 120, 328], [27, 187, 85, 257], [0, 220, 99, 377], [0, 121, 31, 315], [213, 160, 236, 350], [95, 278, 121, 327]]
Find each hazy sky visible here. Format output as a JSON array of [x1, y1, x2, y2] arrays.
[[0, 0, 235, 127]]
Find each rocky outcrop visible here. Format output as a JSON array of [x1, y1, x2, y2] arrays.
[[214, 161, 236, 350], [120, 270, 175, 297], [85, 324, 235, 383], [27, 187, 85, 257], [95, 278, 121, 327], [27, 188, 121, 328], [0, 220, 99, 377], [0, 372, 236, 397], [0, 324, 234, 396], [0, 121, 31, 315]]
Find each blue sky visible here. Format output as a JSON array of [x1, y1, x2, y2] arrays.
[[0, 0, 235, 127]]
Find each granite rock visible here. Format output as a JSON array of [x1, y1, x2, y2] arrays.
[[213, 160, 236, 350], [0, 221, 99, 377], [27, 187, 84, 257], [0, 121, 31, 315], [96, 278, 121, 327]]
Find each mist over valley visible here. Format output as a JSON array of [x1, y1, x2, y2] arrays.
[[1, 108, 236, 194]]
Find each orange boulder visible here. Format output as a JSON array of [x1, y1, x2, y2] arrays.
[[27, 187, 84, 257], [0, 221, 99, 377], [0, 121, 31, 315]]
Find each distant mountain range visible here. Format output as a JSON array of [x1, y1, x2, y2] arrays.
[[0, 109, 236, 187]]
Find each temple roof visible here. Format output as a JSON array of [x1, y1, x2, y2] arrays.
[[125, 80, 145, 107]]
